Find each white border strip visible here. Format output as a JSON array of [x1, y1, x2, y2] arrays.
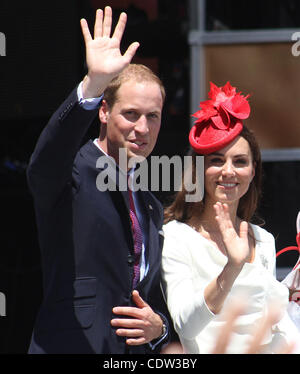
[[189, 29, 298, 46], [261, 148, 300, 162]]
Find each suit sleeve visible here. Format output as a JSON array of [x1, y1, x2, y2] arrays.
[[27, 85, 99, 208]]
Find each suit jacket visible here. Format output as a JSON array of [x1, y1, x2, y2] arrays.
[[27, 86, 167, 354]]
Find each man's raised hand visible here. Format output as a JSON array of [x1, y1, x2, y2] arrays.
[[80, 6, 140, 99]]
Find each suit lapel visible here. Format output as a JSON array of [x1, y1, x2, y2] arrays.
[[80, 140, 130, 210]]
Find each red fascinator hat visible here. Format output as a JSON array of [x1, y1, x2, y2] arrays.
[[189, 82, 251, 155]]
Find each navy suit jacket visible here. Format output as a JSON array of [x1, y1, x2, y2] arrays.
[[27, 87, 167, 354]]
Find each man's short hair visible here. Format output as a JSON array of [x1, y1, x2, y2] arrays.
[[103, 64, 166, 108]]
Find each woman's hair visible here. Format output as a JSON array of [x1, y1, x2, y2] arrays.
[[164, 125, 263, 225], [103, 63, 166, 108]]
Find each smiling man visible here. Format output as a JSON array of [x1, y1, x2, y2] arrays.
[[27, 7, 169, 354], [98, 65, 165, 164]]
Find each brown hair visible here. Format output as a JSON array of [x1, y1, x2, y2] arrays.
[[103, 64, 166, 108], [164, 125, 263, 225]]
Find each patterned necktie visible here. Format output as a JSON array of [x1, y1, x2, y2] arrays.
[[128, 187, 143, 288]]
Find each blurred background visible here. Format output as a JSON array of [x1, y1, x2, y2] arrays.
[[0, 0, 299, 353]]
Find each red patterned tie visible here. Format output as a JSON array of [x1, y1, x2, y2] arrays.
[[128, 188, 143, 288]]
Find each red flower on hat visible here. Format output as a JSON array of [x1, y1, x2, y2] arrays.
[[192, 82, 250, 130], [189, 82, 251, 155]]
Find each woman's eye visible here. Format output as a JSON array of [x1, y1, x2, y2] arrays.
[[210, 157, 223, 164], [234, 158, 248, 165]]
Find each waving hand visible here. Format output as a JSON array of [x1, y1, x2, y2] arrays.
[[80, 7, 140, 98], [214, 202, 252, 266]]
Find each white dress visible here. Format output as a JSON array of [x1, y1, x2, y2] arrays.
[[161, 220, 300, 354]]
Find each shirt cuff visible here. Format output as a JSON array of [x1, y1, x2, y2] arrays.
[[148, 312, 169, 351], [77, 81, 104, 110]]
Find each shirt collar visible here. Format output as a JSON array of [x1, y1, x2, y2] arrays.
[[93, 138, 136, 180]]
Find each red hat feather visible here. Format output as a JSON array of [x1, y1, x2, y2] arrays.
[[189, 82, 251, 155]]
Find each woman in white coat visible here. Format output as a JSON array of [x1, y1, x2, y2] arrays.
[[161, 82, 299, 354]]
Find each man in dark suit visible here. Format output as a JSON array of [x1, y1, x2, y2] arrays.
[[27, 6, 169, 354]]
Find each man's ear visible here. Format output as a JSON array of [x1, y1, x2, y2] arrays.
[[99, 100, 109, 124]]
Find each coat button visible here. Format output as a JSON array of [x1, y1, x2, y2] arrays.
[[127, 255, 134, 265]]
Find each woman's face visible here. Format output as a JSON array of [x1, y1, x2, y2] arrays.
[[204, 136, 255, 207]]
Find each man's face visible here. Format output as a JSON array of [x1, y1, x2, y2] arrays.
[[99, 80, 163, 165]]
